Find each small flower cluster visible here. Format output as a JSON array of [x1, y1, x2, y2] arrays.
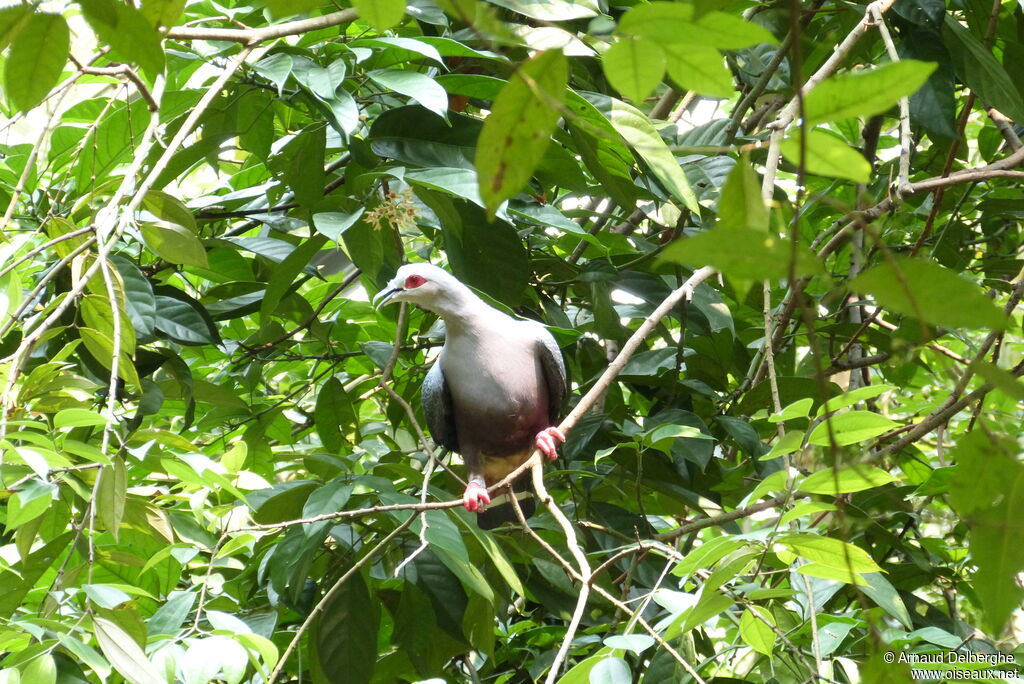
[[366, 188, 418, 231]]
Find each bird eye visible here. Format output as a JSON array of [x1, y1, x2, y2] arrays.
[[405, 274, 427, 289]]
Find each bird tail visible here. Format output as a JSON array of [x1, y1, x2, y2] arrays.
[[478, 477, 535, 530]]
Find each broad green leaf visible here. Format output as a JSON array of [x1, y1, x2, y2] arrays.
[[259, 235, 326, 330], [94, 617, 166, 684], [311, 571, 378, 684], [3, 13, 69, 112], [476, 50, 567, 216], [142, 191, 197, 233], [605, 634, 655, 655], [804, 60, 936, 125], [717, 157, 768, 232], [861, 572, 912, 629], [777, 535, 882, 574], [83, 584, 132, 610], [603, 38, 665, 104], [672, 536, 747, 577], [602, 96, 700, 212], [314, 377, 357, 454], [353, 0, 405, 31], [807, 411, 898, 447], [589, 656, 632, 684], [796, 562, 869, 586], [313, 210, 365, 242], [816, 384, 895, 416], [140, 0, 186, 27], [153, 295, 219, 346], [968, 360, 1024, 400], [79, 0, 164, 75], [618, 2, 776, 50], [251, 53, 293, 95], [944, 17, 1024, 123], [7, 479, 55, 529], [368, 69, 448, 120], [140, 222, 208, 269], [769, 397, 814, 423], [55, 408, 108, 428], [780, 129, 871, 183], [0, 5, 32, 52], [111, 257, 156, 339], [849, 259, 1005, 330], [798, 466, 897, 495], [779, 501, 837, 526], [81, 294, 136, 355], [662, 43, 732, 99], [660, 227, 823, 279], [488, 0, 598, 20], [79, 328, 142, 389], [20, 656, 55, 684], [96, 458, 128, 540], [281, 127, 326, 208], [761, 430, 803, 460], [949, 431, 1024, 635], [739, 606, 776, 656]]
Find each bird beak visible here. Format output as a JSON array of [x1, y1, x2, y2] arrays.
[[373, 287, 401, 309]]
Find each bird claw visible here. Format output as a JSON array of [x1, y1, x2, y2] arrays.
[[463, 482, 491, 513], [535, 426, 566, 460]]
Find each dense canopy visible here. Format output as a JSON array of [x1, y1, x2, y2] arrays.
[[1, 0, 1023, 682]]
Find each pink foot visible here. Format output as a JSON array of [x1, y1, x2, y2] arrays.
[[463, 482, 491, 513], [535, 427, 566, 460]]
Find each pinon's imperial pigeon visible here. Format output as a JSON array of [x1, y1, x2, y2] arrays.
[[374, 264, 566, 528]]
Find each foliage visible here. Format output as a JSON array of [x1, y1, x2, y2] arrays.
[[0, 0, 1023, 682]]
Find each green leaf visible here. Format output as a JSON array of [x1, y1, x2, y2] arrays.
[[949, 431, 1024, 635], [141, 191, 197, 234], [798, 466, 897, 495], [94, 617, 166, 684], [313, 210, 365, 242], [672, 536, 747, 577], [368, 69, 448, 121], [0, 5, 32, 52], [849, 258, 1005, 330], [79, 0, 165, 75], [96, 458, 128, 540], [353, 0, 405, 30], [140, 0, 185, 27], [589, 656, 632, 684], [259, 235, 326, 330], [314, 377, 358, 454], [739, 607, 776, 656], [79, 328, 142, 390], [780, 129, 871, 183], [281, 127, 326, 208], [618, 2, 776, 50], [140, 222, 208, 269], [3, 13, 69, 113], [602, 38, 665, 104], [816, 384, 895, 416], [795, 562, 869, 586], [717, 157, 768, 232], [777, 535, 882, 574], [20, 656, 55, 684], [487, 0, 598, 21], [661, 227, 823, 279], [605, 634, 655, 655], [943, 17, 1024, 123], [779, 501, 837, 526], [7, 479, 55, 529], [601, 96, 699, 212], [860, 572, 912, 629], [476, 50, 567, 216], [662, 43, 733, 99], [804, 60, 937, 125], [153, 295, 219, 346], [311, 571, 378, 684], [807, 411, 898, 447], [761, 430, 803, 460], [54, 408, 108, 428]]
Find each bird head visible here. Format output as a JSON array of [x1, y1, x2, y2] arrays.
[[373, 263, 467, 315]]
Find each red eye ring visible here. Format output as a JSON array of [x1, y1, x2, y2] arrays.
[[405, 274, 427, 289]]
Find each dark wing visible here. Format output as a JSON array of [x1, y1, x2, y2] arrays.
[[536, 330, 566, 424], [422, 361, 459, 452]]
